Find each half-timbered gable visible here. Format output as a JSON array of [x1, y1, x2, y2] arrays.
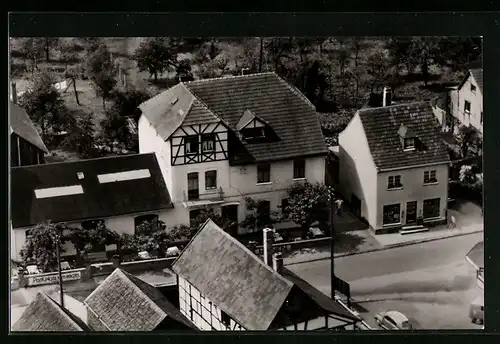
[[172, 219, 360, 331]]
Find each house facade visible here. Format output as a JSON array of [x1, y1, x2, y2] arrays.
[[139, 73, 328, 234], [449, 68, 483, 135], [339, 102, 451, 234], [171, 220, 360, 331], [10, 153, 177, 261]]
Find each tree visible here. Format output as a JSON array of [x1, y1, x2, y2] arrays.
[[18, 70, 71, 136], [21, 38, 44, 74], [240, 197, 280, 232], [100, 111, 135, 153], [265, 37, 294, 73], [109, 86, 150, 121], [189, 207, 236, 235], [132, 219, 170, 257], [366, 49, 391, 92], [285, 182, 335, 234], [84, 44, 118, 109], [20, 221, 64, 273], [134, 38, 180, 82], [456, 125, 480, 158], [62, 112, 100, 159], [42, 37, 60, 62]]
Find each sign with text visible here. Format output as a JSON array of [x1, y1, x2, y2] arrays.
[[27, 271, 82, 287]]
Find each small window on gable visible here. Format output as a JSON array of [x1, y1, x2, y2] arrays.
[[471, 84, 476, 93], [221, 310, 231, 327], [404, 138, 415, 150], [464, 100, 471, 115], [185, 136, 199, 155], [242, 127, 265, 140], [201, 134, 216, 152]]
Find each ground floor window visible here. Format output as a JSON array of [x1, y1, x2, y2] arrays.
[[189, 209, 202, 226], [383, 204, 401, 225], [423, 198, 441, 219]]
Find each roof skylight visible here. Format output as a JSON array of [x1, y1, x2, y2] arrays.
[[97, 169, 151, 184], [35, 185, 84, 199]]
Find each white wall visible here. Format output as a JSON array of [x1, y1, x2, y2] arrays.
[[338, 113, 378, 227], [450, 73, 483, 134], [375, 164, 449, 230]]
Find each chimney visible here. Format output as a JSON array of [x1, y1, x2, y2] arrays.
[[263, 227, 274, 267], [272, 252, 284, 273], [382, 86, 392, 107], [111, 254, 121, 269], [11, 82, 17, 104], [241, 68, 250, 76]]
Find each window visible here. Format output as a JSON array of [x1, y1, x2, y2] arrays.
[[471, 84, 476, 93], [293, 159, 306, 179], [205, 170, 217, 189], [221, 310, 231, 327], [423, 198, 441, 219], [187, 172, 199, 200], [242, 127, 265, 140], [185, 136, 199, 155], [201, 134, 216, 152], [189, 209, 202, 225], [134, 214, 159, 233], [387, 175, 402, 189], [257, 163, 270, 183], [383, 204, 401, 225], [424, 170, 438, 184], [281, 198, 290, 217], [403, 138, 415, 150], [464, 100, 471, 115]]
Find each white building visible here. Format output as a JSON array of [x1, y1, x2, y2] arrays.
[[449, 68, 483, 135], [138, 72, 328, 235]]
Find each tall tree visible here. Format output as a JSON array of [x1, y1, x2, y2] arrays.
[[134, 37, 181, 82], [20, 221, 64, 273], [84, 44, 118, 109], [21, 38, 44, 74], [265, 37, 294, 73], [42, 37, 60, 62], [62, 112, 100, 159], [456, 125, 480, 158], [19, 70, 70, 136]]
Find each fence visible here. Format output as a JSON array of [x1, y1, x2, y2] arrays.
[[251, 237, 331, 256]]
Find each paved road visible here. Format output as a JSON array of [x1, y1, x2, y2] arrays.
[[288, 232, 484, 330]]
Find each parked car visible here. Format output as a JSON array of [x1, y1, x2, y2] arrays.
[[166, 246, 181, 257], [469, 294, 484, 325], [374, 310, 413, 330], [307, 226, 325, 239], [138, 251, 153, 260], [274, 232, 284, 243], [26, 265, 41, 275]]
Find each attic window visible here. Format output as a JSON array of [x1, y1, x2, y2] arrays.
[[77, 172, 85, 180], [35, 185, 84, 199], [403, 138, 415, 151], [242, 127, 265, 140], [471, 84, 476, 93], [97, 169, 151, 184]]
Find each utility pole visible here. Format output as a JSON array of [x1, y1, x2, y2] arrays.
[[55, 227, 65, 308], [330, 190, 336, 299]]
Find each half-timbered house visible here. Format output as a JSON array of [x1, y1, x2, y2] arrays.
[[171, 219, 361, 331], [138, 73, 328, 234]]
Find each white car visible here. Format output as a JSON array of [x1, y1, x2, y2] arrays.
[[374, 310, 413, 330]]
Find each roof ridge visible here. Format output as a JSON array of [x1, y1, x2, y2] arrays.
[[182, 72, 277, 85], [274, 74, 316, 111], [183, 83, 233, 129], [358, 101, 431, 114], [43, 292, 84, 331]]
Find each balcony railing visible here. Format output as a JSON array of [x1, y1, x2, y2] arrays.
[[183, 187, 224, 203]]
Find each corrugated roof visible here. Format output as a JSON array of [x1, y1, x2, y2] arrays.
[[11, 153, 173, 228], [358, 102, 450, 171], [172, 219, 294, 330], [84, 268, 197, 331], [12, 292, 91, 332], [10, 102, 49, 153]]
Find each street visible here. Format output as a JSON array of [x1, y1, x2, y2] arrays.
[[287, 232, 483, 330]]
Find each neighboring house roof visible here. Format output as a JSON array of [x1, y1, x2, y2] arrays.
[[466, 241, 484, 270], [11, 153, 173, 228], [12, 292, 91, 332], [140, 73, 327, 163], [84, 268, 197, 331], [10, 102, 49, 153], [458, 68, 483, 94], [357, 102, 450, 171], [172, 219, 359, 331]]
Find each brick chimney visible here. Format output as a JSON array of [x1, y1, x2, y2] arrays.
[[11, 82, 17, 104], [272, 252, 284, 274], [382, 86, 392, 107], [263, 227, 274, 267]]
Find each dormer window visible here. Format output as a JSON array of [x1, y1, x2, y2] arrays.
[[403, 138, 415, 151], [242, 127, 265, 140]]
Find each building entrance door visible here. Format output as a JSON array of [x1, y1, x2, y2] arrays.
[[406, 201, 417, 225]]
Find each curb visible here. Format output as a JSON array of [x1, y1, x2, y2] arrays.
[[284, 229, 483, 266]]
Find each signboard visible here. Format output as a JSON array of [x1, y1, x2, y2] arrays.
[[27, 271, 82, 287]]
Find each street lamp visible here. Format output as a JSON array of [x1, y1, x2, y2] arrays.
[[54, 226, 65, 309]]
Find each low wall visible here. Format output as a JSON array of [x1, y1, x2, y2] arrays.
[[21, 268, 86, 287], [252, 237, 331, 255]]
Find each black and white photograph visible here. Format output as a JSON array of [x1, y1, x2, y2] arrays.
[[9, 35, 483, 332]]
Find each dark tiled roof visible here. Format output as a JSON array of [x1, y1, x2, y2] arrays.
[[11, 153, 173, 228], [10, 102, 49, 153], [12, 293, 91, 332], [172, 219, 294, 331], [469, 68, 483, 93], [357, 102, 450, 171], [466, 241, 484, 270], [184, 73, 327, 162], [84, 268, 197, 331]]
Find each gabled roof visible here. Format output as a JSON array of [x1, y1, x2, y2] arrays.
[[466, 241, 484, 270], [236, 109, 268, 131], [458, 68, 483, 94], [12, 292, 91, 332], [172, 219, 294, 331], [357, 102, 450, 171], [397, 124, 417, 139], [84, 268, 197, 331], [11, 153, 173, 228], [172, 219, 358, 331], [10, 102, 49, 153], [140, 73, 327, 163]]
